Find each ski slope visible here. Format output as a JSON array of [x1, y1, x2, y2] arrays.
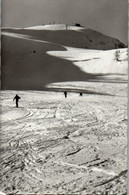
[[47, 47, 128, 75], [1, 26, 128, 194], [0, 87, 127, 194]]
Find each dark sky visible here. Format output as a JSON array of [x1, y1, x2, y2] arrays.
[[2, 0, 128, 44]]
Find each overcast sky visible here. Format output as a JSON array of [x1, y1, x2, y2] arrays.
[[1, 0, 128, 44]]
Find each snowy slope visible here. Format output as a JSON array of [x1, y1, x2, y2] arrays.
[[1, 30, 128, 90], [47, 47, 128, 75], [3, 24, 125, 50], [0, 88, 127, 194], [25, 24, 85, 31], [1, 25, 127, 194]]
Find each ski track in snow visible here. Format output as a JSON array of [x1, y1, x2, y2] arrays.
[[0, 88, 127, 194]]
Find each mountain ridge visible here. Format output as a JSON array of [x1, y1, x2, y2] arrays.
[[2, 24, 125, 50]]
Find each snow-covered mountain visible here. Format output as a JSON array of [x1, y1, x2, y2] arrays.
[[1, 24, 128, 90], [2, 24, 126, 50]]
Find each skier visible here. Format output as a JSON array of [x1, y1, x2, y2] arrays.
[[79, 92, 83, 96], [13, 94, 21, 107], [64, 91, 67, 98]]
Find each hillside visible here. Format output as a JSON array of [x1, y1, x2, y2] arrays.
[[1, 29, 128, 90], [2, 24, 125, 50], [1, 24, 127, 194]]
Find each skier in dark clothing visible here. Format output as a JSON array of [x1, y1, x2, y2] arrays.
[[79, 92, 83, 96], [13, 94, 21, 107], [64, 91, 67, 98]]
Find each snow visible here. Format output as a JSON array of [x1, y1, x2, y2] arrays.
[[1, 27, 128, 194], [47, 47, 128, 75], [1, 31, 50, 44], [0, 83, 127, 194], [0, 192, 6, 195], [2, 31, 127, 78], [25, 24, 85, 31]]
